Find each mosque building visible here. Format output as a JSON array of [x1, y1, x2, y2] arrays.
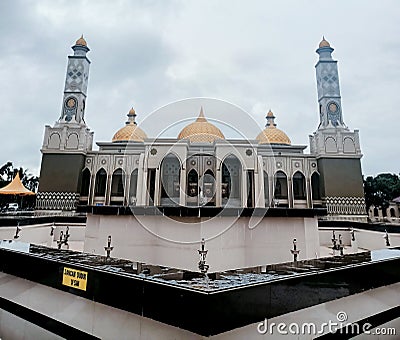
[[2, 36, 400, 340], [32, 35, 368, 272], [37, 36, 366, 221]]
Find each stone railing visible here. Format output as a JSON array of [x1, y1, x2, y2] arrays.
[[35, 192, 80, 211]]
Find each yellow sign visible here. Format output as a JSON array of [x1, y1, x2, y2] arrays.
[[62, 267, 88, 291]]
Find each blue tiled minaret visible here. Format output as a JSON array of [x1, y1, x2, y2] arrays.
[[315, 37, 345, 128], [60, 35, 91, 124]]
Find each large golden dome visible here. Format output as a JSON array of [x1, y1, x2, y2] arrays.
[[256, 110, 291, 145], [112, 107, 147, 142], [178, 108, 225, 143]]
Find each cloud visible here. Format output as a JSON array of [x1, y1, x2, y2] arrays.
[[0, 0, 399, 177]]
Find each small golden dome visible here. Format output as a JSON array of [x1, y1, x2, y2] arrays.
[[75, 35, 87, 46], [178, 108, 225, 143], [256, 110, 291, 145], [319, 36, 330, 48], [112, 107, 147, 143]]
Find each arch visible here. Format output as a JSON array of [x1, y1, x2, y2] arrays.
[[66, 133, 79, 149], [94, 168, 107, 196], [390, 208, 396, 218], [263, 171, 269, 207], [160, 154, 181, 205], [187, 169, 198, 197], [274, 171, 288, 200], [111, 168, 125, 197], [343, 137, 356, 153], [48, 133, 61, 149], [157, 151, 183, 170], [311, 172, 321, 200], [325, 137, 337, 153], [221, 155, 241, 207], [203, 169, 215, 200], [373, 207, 379, 217], [293, 171, 306, 200], [80, 168, 91, 197], [129, 169, 139, 203]]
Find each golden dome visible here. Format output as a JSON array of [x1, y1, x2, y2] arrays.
[[112, 107, 147, 143], [178, 107, 225, 143], [319, 36, 330, 48], [256, 110, 291, 145], [75, 35, 87, 46]]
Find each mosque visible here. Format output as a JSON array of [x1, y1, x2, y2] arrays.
[[4, 37, 398, 339], [37, 36, 366, 220]]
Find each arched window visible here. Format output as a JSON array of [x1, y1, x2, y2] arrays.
[[221, 155, 241, 207], [203, 169, 215, 199], [94, 168, 107, 196], [160, 154, 181, 205], [264, 171, 269, 207], [129, 169, 138, 202], [111, 169, 124, 197], [293, 172, 306, 200], [274, 171, 288, 200], [390, 208, 396, 218], [311, 172, 321, 200], [80, 168, 91, 196], [187, 169, 198, 197], [373, 207, 379, 217]]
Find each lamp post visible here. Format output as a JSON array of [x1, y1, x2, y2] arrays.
[[198, 238, 209, 274], [104, 235, 114, 260], [290, 238, 300, 263]]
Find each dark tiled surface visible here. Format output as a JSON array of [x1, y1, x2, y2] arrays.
[[77, 205, 327, 218], [0, 242, 399, 336]]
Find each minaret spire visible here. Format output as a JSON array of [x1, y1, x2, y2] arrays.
[[58, 35, 91, 125], [315, 38, 345, 128]]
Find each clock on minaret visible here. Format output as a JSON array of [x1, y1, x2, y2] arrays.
[[327, 101, 340, 126]]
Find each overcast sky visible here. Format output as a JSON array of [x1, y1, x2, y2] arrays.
[[0, 0, 399, 177]]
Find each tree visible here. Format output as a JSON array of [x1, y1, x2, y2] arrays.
[[0, 162, 39, 192], [0, 162, 39, 210], [364, 173, 400, 210]]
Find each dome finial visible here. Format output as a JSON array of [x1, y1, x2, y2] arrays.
[[127, 107, 137, 125], [75, 34, 87, 46], [266, 109, 276, 127], [319, 36, 330, 48], [196, 106, 207, 122]]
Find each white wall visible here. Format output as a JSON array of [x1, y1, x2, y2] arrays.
[[84, 214, 320, 271]]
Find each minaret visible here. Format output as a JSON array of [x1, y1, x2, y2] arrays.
[[37, 36, 94, 211], [315, 37, 345, 128], [59, 35, 91, 125], [309, 37, 366, 221]]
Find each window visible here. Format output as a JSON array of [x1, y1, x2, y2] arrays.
[[94, 169, 107, 196], [293, 172, 306, 200], [111, 169, 124, 196], [311, 172, 321, 200], [274, 171, 288, 199]]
